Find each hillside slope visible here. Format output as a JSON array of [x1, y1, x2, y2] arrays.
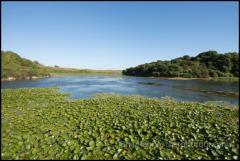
[[1, 51, 50, 80]]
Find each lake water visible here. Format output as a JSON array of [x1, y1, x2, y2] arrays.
[[1, 75, 239, 105]]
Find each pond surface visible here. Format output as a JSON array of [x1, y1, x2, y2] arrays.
[[1, 75, 239, 105]]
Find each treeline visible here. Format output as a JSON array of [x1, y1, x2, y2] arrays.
[[1, 51, 50, 80], [122, 51, 239, 78]]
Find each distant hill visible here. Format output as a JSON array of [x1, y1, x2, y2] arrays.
[[122, 51, 239, 78], [1, 50, 122, 81], [46, 66, 122, 75], [1, 51, 50, 80]]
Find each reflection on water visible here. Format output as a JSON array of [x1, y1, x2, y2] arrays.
[[1, 75, 239, 105]]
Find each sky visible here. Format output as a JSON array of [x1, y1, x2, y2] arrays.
[[1, 1, 239, 70]]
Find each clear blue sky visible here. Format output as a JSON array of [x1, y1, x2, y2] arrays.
[[1, 1, 239, 70]]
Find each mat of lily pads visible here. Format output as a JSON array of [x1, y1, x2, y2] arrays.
[[1, 87, 239, 160]]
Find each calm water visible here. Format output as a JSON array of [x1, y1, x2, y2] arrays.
[[1, 75, 239, 105]]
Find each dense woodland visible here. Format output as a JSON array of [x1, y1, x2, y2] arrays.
[[122, 51, 239, 78], [1, 51, 50, 80]]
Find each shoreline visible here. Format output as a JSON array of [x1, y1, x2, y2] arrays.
[[1, 75, 50, 81], [50, 72, 122, 76], [130, 76, 239, 82], [2, 74, 238, 82]]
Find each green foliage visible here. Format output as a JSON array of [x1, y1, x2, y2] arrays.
[[122, 51, 239, 78], [1, 51, 50, 80], [1, 88, 239, 160]]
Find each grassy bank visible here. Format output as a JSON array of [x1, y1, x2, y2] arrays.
[[50, 73, 122, 77], [1, 51, 50, 81], [46, 67, 122, 75], [150, 77, 239, 82], [1, 88, 239, 160]]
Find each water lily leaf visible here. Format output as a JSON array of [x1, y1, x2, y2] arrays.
[[26, 144, 31, 150], [113, 153, 118, 160], [89, 141, 95, 147]]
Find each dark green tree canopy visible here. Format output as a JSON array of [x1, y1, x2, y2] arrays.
[[122, 51, 239, 78]]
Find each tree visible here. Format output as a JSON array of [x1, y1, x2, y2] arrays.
[[122, 50, 239, 78]]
